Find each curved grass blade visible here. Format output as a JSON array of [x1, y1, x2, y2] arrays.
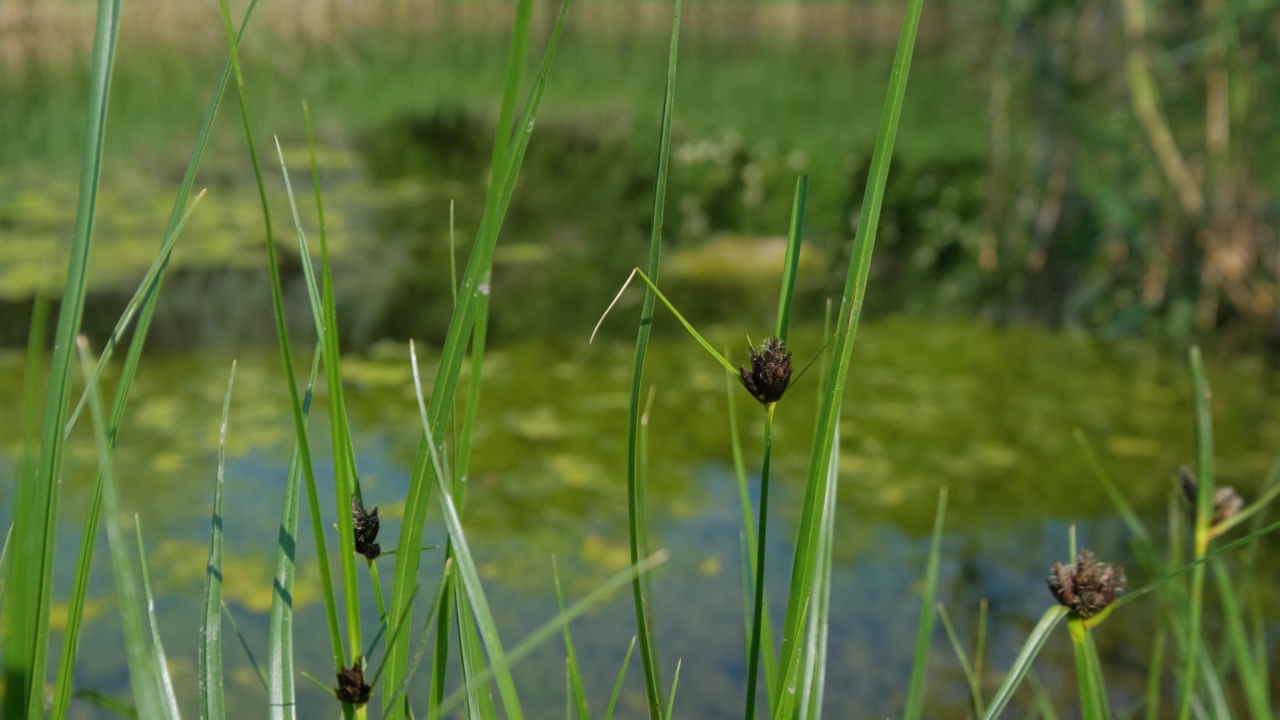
[[980, 606, 1070, 720], [222, 601, 267, 691], [1068, 619, 1110, 720], [51, 3, 266, 713], [383, 3, 574, 712], [435, 551, 670, 717], [75, 337, 166, 719], [72, 690, 138, 718], [1177, 347, 1214, 720], [11, 0, 123, 713], [743, 406, 777, 720], [774, 0, 926, 702], [383, 567, 453, 713], [134, 520, 182, 718], [664, 659, 683, 718], [268, 347, 321, 720], [214, 0, 346, 684], [603, 637, 637, 720], [937, 604, 985, 717], [903, 487, 948, 720], [621, 5, 682, 715], [798, 424, 840, 720], [199, 361, 236, 720]]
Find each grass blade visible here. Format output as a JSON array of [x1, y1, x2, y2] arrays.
[[1176, 347, 1214, 720], [744, 406, 777, 719], [664, 659, 683, 718], [980, 606, 1070, 720], [222, 601, 267, 692], [937, 604, 984, 717], [1068, 619, 1110, 720], [382, 2, 573, 711], [623, 5, 682, 715], [199, 361, 236, 719], [75, 337, 166, 718], [9, 1, 123, 714], [774, 0, 925, 701], [604, 637, 637, 720], [553, 558, 591, 720], [903, 488, 948, 720], [268, 347, 322, 720], [775, 175, 809, 342], [134, 520, 183, 718], [798, 424, 840, 720]]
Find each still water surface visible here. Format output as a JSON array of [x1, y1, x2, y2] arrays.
[[3, 319, 1278, 718]]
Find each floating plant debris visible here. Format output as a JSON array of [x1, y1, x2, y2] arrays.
[[739, 336, 792, 405], [1047, 548, 1126, 619], [351, 494, 382, 560]]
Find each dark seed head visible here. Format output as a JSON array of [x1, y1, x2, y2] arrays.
[[739, 337, 793, 406], [351, 495, 381, 560], [1178, 467, 1243, 526], [335, 661, 371, 705], [1046, 548, 1126, 619]]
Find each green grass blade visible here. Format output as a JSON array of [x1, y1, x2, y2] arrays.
[[980, 606, 1069, 720], [604, 637, 637, 720], [50, 5, 264, 712], [1144, 626, 1166, 720], [903, 487, 948, 720], [774, 0, 925, 700], [383, 568, 453, 714], [664, 659, 683, 718], [1211, 560, 1270, 719], [10, 0, 123, 714], [937, 604, 984, 717], [455, 583, 498, 720], [75, 337, 166, 719], [134, 521, 183, 718], [798, 425, 840, 720], [1177, 347, 1214, 720], [775, 175, 809, 342], [744, 407, 776, 720], [214, 0, 346, 682], [383, 3, 572, 711], [435, 550, 670, 717], [489, 0, 534, 182], [553, 558, 591, 720], [199, 361, 236, 720], [268, 347, 322, 720], [620, 11, 682, 712], [0, 524, 11, 619], [1068, 619, 1110, 720], [72, 689, 138, 718]]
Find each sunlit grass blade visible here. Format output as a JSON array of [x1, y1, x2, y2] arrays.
[[798, 425, 839, 720], [63, 189, 207, 436], [384, 563, 454, 714], [198, 361, 235, 720], [1067, 619, 1110, 720], [49, 4, 264, 714], [743, 405, 776, 720], [618, 4, 682, 715], [434, 549, 671, 717], [665, 659, 683, 718], [775, 174, 809, 342], [268, 347, 321, 720], [9, 0, 123, 713], [1211, 560, 1268, 719], [71, 689, 138, 718], [980, 606, 1069, 720], [774, 0, 925, 702], [455, 582, 498, 720], [134, 520, 182, 718], [75, 337, 166, 718], [214, 0, 347, 686], [902, 487, 948, 720], [553, 558, 591, 720], [1177, 346, 1214, 720], [274, 131, 365, 670], [383, 1, 572, 711], [604, 637, 637, 720]]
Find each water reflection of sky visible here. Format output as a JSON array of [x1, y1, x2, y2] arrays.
[[4, 320, 1279, 718]]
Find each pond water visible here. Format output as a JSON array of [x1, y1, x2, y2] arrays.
[[3, 318, 1278, 718]]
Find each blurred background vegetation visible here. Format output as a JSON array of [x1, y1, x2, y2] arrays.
[[2, 0, 1277, 351]]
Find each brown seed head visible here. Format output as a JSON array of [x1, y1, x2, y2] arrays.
[[351, 495, 381, 560], [335, 661, 371, 705], [739, 337, 793, 405], [1046, 548, 1126, 619], [1179, 467, 1244, 526]]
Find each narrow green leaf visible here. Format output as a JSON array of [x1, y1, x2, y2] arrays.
[[798, 425, 840, 720], [664, 659, 683, 719], [14, 0, 123, 714], [775, 0, 925, 701], [268, 347, 322, 720], [223, 601, 268, 691], [903, 488, 948, 720], [554, 558, 591, 720], [1176, 346, 1214, 720], [775, 175, 809, 342], [937, 604, 984, 718], [744, 407, 777, 720], [71, 690, 138, 719], [1068, 620, 1110, 720], [199, 361, 236, 720], [75, 337, 166, 719], [134, 520, 183, 718], [1211, 560, 1270, 719], [604, 637, 637, 720], [980, 606, 1069, 720]]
